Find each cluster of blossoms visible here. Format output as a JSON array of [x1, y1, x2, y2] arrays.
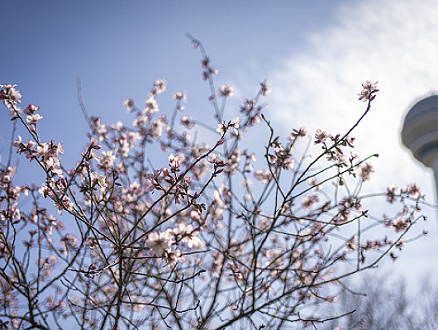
[[0, 42, 430, 330], [314, 129, 356, 166], [23, 104, 43, 126], [12, 136, 76, 215], [200, 55, 219, 82], [358, 80, 379, 102], [0, 84, 22, 111], [268, 137, 295, 170], [146, 223, 204, 264], [216, 116, 240, 136], [218, 84, 234, 97]]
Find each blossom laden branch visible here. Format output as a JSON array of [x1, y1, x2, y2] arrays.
[[0, 48, 431, 330]]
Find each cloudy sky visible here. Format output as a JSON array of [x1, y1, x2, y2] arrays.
[[1, 0, 437, 288], [266, 0, 438, 286]]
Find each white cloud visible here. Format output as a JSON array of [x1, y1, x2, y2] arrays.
[[267, 0, 438, 283], [269, 0, 438, 196]]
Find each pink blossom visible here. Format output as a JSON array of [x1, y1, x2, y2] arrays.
[[168, 153, 180, 172], [23, 104, 39, 115], [403, 183, 420, 198], [0, 84, 22, 108], [253, 169, 272, 184], [146, 231, 174, 257], [151, 118, 165, 139], [90, 172, 107, 189], [358, 80, 379, 101], [385, 185, 398, 203], [260, 81, 270, 96], [26, 113, 43, 125], [314, 129, 331, 144], [181, 115, 195, 129], [153, 79, 167, 94], [143, 97, 159, 115], [229, 117, 240, 135], [173, 91, 187, 102], [99, 150, 115, 169], [360, 162, 374, 180], [207, 153, 221, 164], [216, 121, 227, 135], [288, 127, 307, 140], [171, 224, 204, 249], [123, 98, 134, 112], [219, 84, 234, 97], [301, 194, 319, 211]]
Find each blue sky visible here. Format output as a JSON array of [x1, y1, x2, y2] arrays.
[[2, 0, 437, 289], [1, 0, 344, 162]]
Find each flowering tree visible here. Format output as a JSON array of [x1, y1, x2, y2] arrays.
[[0, 38, 430, 330]]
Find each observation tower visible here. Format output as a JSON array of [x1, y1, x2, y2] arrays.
[[401, 95, 438, 192]]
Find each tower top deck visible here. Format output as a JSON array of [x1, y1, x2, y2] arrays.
[[401, 94, 438, 168]]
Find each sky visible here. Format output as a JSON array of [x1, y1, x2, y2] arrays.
[[1, 0, 437, 291]]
